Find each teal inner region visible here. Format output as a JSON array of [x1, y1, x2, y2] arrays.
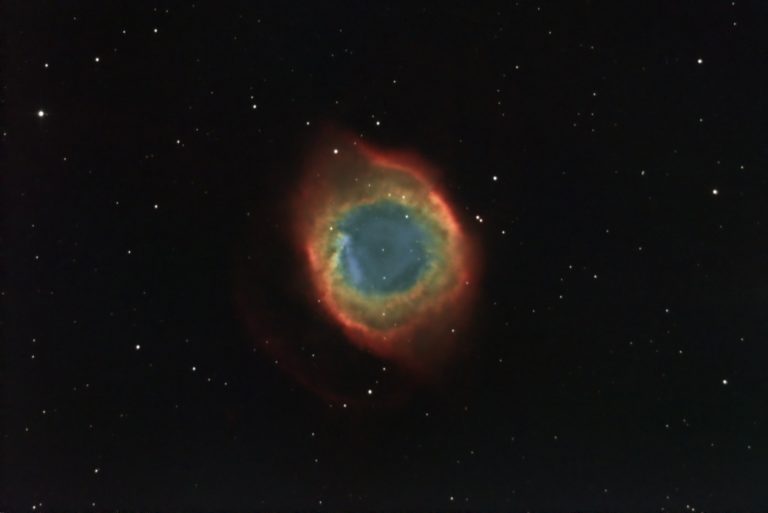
[[336, 201, 431, 295]]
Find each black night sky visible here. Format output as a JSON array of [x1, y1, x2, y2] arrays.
[[4, 1, 768, 511]]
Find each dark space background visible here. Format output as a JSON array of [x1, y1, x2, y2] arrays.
[[4, 1, 768, 511]]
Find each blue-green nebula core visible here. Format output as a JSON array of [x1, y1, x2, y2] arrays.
[[336, 201, 430, 295]]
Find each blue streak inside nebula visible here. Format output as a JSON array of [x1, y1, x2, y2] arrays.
[[337, 201, 429, 295]]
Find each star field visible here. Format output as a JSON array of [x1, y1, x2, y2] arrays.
[[4, 1, 768, 511]]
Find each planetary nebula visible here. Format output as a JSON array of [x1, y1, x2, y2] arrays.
[[294, 137, 478, 373]]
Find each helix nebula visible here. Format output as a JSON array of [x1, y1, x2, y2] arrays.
[[293, 135, 480, 374]]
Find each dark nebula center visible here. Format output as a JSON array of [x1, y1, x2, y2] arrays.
[[337, 201, 430, 295]]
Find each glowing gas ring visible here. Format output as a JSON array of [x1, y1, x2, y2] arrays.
[[294, 138, 478, 370]]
